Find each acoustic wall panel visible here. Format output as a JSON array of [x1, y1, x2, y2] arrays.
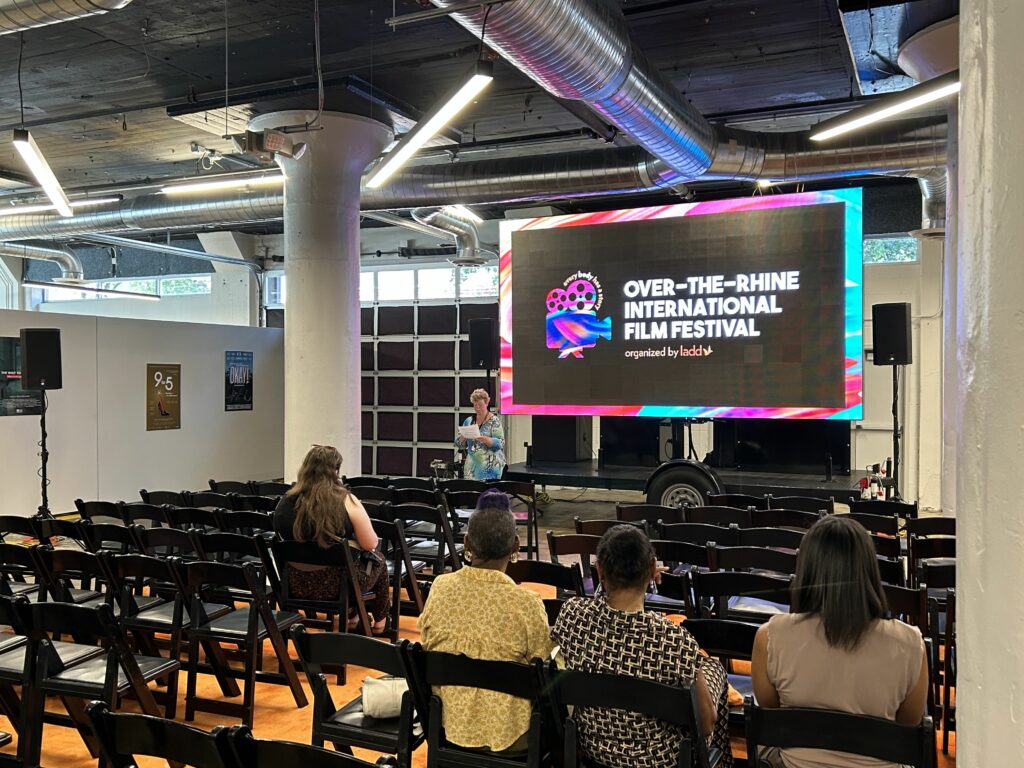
[[419, 377, 456, 407], [378, 306, 415, 336], [378, 412, 414, 442], [361, 377, 374, 406], [377, 446, 413, 476], [361, 341, 374, 372], [378, 378, 414, 406], [362, 411, 373, 440], [378, 341, 415, 370], [459, 302, 498, 331], [361, 307, 374, 335], [418, 305, 458, 335], [418, 341, 456, 370], [418, 412, 457, 443]]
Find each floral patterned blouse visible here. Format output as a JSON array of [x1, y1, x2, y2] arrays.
[[456, 412, 506, 481]]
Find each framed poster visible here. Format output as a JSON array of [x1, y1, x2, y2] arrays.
[[225, 351, 253, 412], [146, 363, 181, 431], [0, 336, 42, 417]]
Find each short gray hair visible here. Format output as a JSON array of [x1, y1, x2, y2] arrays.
[[470, 388, 490, 404], [467, 495, 516, 561]]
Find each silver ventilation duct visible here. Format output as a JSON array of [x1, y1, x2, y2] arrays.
[[363, 211, 454, 243], [0, 242, 84, 281], [0, 0, 132, 35], [916, 167, 947, 236], [411, 208, 495, 266]]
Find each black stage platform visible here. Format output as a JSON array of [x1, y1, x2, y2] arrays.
[[505, 461, 866, 503]]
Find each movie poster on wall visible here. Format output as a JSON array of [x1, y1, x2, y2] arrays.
[[0, 337, 42, 417], [146, 363, 181, 431], [224, 351, 253, 412]]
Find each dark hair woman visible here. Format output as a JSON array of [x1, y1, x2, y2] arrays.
[[751, 515, 928, 768], [418, 490, 553, 754], [272, 445, 390, 634], [552, 525, 734, 768]]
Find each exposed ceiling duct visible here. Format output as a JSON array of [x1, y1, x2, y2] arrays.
[[0, 0, 132, 35], [0, 242, 83, 281], [411, 208, 495, 266], [915, 168, 947, 238]]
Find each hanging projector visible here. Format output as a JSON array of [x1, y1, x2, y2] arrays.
[[232, 129, 308, 162]]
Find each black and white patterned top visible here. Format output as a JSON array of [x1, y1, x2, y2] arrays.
[[552, 596, 733, 768]]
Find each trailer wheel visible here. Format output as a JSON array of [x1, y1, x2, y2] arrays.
[[647, 466, 715, 507]]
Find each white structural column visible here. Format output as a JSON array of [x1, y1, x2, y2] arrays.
[[957, 1, 1024, 762], [250, 111, 392, 479], [941, 101, 958, 515]]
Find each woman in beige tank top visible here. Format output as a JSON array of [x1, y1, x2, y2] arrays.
[[751, 515, 929, 768]]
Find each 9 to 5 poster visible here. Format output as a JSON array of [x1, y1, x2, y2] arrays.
[[224, 351, 253, 412], [146, 363, 181, 431]]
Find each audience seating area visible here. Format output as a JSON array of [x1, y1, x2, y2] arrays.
[[0, 481, 953, 767]]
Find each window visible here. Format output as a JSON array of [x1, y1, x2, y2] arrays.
[[863, 236, 919, 264], [377, 269, 415, 302], [360, 271, 375, 303], [418, 267, 456, 300], [99, 278, 158, 295], [458, 265, 499, 297], [159, 275, 211, 296], [266, 272, 285, 306]]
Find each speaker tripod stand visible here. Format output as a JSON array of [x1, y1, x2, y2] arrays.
[[890, 365, 904, 501], [37, 380, 51, 517]]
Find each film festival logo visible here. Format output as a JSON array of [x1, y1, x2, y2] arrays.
[[545, 272, 612, 359]]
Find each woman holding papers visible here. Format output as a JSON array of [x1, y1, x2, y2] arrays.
[[455, 388, 506, 481]]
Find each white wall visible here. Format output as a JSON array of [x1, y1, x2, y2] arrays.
[[35, 269, 255, 326], [0, 308, 283, 515]]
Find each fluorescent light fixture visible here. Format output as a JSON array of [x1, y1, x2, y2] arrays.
[[365, 60, 494, 189], [0, 196, 121, 217], [161, 174, 284, 195], [22, 280, 161, 301], [810, 71, 960, 142], [12, 129, 73, 217], [444, 204, 483, 223]]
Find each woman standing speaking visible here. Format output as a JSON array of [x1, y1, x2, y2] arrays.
[[455, 388, 506, 481]]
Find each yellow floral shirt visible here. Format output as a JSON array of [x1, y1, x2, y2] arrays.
[[418, 566, 555, 751]]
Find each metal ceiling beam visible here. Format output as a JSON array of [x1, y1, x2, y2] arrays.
[[386, 0, 522, 28], [79, 234, 263, 273]]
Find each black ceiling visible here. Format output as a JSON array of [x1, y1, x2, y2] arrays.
[[0, 0, 905, 206]]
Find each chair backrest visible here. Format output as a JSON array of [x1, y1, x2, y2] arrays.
[[75, 499, 124, 524], [270, 539, 351, 611], [78, 520, 138, 555], [132, 524, 200, 559], [573, 517, 629, 536], [750, 508, 823, 530], [227, 725, 376, 768], [189, 491, 237, 510], [506, 559, 585, 596], [0, 541, 40, 592], [0, 594, 25, 633], [34, 545, 108, 603], [905, 517, 955, 538], [192, 530, 267, 562], [139, 490, 187, 507], [883, 584, 928, 632], [393, 487, 439, 506], [682, 618, 758, 661], [86, 701, 234, 768], [847, 512, 901, 537], [735, 526, 804, 550], [342, 476, 390, 488], [909, 537, 956, 584], [690, 570, 792, 620], [847, 498, 919, 519], [768, 495, 835, 514], [744, 702, 934, 767], [390, 503, 460, 568], [216, 510, 276, 535], [869, 533, 902, 560], [121, 503, 167, 528], [23, 598, 112, 645], [292, 624, 405, 677], [918, 560, 955, 590], [708, 493, 768, 510], [0, 514, 39, 542], [438, 478, 488, 493], [547, 532, 601, 582], [33, 515, 87, 548], [347, 485, 396, 504], [875, 556, 906, 586], [209, 479, 253, 495], [232, 495, 280, 513], [651, 539, 712, 570], [616, 503, 684, 525], [441, 489, 482, 514], [251, 480, 292, 496], [164, 505, 221, 531], [389, 476, 436, 491], [552, 668, 713, 768], [487, 479, 536, 502], [684, 505, 752, 528], [659, 521, 740, 547], [712, 545, 798, 576]]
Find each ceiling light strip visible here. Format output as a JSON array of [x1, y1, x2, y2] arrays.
[[12, 130, 73, 217], [22, 280, 161, 301]]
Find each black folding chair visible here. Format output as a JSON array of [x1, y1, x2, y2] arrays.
[[749, 508, 823, 531], [86, 700, 234, 768], [78, 520, 139, 556], [506, 559, 585, 601], [189, 491, 238, 510], [437, 479, 487, 494], [402, 645, 553, 768], [233, 494, 281, 513], [659, 522, 740, 547], [75, 499, 124, 525], [121, 503, 168, 529], [291, 627, 424, 766], [711, 545, 798, 577], [349, 486, 396, 504], [690, 570, 792, 623], [389, 477, 436, 491], [139, 489, 187, 507], [848, 498, 919, 519], [216, 510, 276, 536], [165, 504, 221, 532], [0, 542, 42, 601], [848, 512, 901, 537], [178, 560, 307, 726], [547, 532, 601, 595], [270, 540, 370, 636], [685, 506, 752, 528], [210, 479, 253, 495], [343, 476, 391, 489], [573, 518, 628, 536], [735, 527, 804, 550], [394, 487, 441, 507], [0, 515, 38, 544], [370, 517, 425, 623], [550, 667, 720, 768], [708, 493, 767, 510], [683, 617, 759, 724], [251, 480, 292, 496], [391, 503, 463, 575], [488, 480, 540, 561], [33, 546, 108, 606], [744, 701, 935, 767], [32, 515, 87, 549], [767, 495, 835, 514]]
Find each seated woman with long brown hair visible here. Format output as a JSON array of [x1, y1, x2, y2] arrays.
[[273, 445, 390, 634]]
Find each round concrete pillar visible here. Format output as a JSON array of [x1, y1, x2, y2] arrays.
[[250, 111, 392, 479], [958, 0, 1024, 761]]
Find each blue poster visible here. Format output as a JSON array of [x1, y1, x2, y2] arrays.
[[224, 351, 253, 412]]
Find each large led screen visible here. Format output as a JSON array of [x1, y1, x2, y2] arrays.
[[499, 190, 863, 419]]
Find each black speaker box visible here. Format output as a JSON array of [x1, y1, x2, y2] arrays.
[[532, 415, 592, 463], [20, 328, 62, 390], [872, 303, 912, 366], [467, 318, 498, 370]]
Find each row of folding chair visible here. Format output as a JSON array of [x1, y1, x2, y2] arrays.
[[615, 502, 829, 530], [139, 490, 280, 511], [208, 479, 293, 496], [289, 629, 935, 768], [705, 493, 836, 514], [87, 700, 377, 768]]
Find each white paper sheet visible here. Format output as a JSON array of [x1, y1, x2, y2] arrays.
[[458, 424, 481, 440]]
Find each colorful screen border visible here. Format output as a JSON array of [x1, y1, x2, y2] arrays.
[[498, 188, 864, 420]]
